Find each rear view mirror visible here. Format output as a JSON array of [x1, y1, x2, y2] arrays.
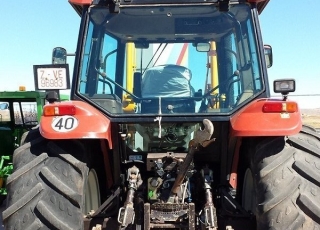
[[196, 43, 210, 52], [52, 47, 67, 64], [135, 42, 149, 49], [264, 44, 273, 68]]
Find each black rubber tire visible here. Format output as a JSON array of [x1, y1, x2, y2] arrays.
[[2, 129, 89, 230], [19, 125, 41, 146], [0, 194, 6, 206], [252, 126, 320, 229]]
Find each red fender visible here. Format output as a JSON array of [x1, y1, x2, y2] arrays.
[[39, 100, 113, 149], [230, 98, 302, 137]]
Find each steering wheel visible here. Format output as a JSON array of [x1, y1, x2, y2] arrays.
[[202, 70, 240, 99]]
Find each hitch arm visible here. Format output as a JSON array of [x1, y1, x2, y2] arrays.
[[117, 166, 142, 228], [201, 167, 217, 230], [168, 119, 214, 202]]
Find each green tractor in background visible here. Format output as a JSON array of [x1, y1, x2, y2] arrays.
[[0, 89, 69, 204], [0, 90, 46, 204]]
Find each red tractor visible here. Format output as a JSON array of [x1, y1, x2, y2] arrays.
[[3, 0, 320, 229]]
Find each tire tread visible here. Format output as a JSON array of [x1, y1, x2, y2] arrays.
[[253, 130, 320, 229], [3, 131, 88, 230]]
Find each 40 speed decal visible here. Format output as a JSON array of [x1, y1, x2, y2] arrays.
[[51, 115, 78, 132]]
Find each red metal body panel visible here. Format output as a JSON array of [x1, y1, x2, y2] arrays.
[[68, 0, 91, 5], [248, 0, 270, 14], [39, 100, 113, 149], [68, 0, 91, 15], [230, 99, 302, 136]]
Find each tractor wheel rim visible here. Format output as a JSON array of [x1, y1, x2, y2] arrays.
[[84, 169, 101, 215], [242, 168, 256, 214]]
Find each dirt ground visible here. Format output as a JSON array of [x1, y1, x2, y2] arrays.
[[301, 108, 320, 130]]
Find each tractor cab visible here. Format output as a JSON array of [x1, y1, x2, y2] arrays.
[[0, 91, 46, 147], [71, 2, 268, 118]]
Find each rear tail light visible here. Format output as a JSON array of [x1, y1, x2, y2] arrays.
[[263, 101, 298, 113], [44, 105, 76, 116]]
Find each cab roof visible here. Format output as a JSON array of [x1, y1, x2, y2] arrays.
[[69, 0, 269, 15]]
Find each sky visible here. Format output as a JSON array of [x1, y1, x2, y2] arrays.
[[0, 1, 320, 108]]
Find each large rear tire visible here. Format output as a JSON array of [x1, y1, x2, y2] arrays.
[[2, 129, 89, 230], [252, 127, 320, 229]]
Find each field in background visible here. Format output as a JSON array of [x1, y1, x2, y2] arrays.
[[301, 108, 320, 130]]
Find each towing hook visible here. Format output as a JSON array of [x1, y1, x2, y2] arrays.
[[192, 119, 214, 148]]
